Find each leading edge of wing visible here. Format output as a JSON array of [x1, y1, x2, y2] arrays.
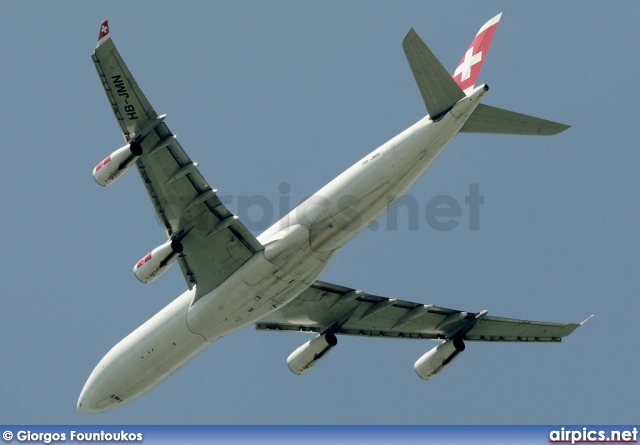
[[255, 280, 581, 342]]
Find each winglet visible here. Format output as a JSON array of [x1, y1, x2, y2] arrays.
[[97, 19, 110, 47], [453, 12, 502, 95], [580, 314, 595, 326]]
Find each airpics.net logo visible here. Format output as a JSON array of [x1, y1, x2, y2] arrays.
[[157, 182, 485, 233], [549, 427, 638, 444]]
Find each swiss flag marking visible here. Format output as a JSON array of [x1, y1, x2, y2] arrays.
[[98, 19, 109, 42], [95, 155, 111, 173], [136, 252, 152, 270], [454, 47, 483, 83], [452, 16, 500, 92]]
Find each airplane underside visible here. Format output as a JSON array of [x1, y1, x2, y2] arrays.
[[78, 14, 578, 414]]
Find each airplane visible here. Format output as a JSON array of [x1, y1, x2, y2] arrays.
[[78, 13, 583, 414]]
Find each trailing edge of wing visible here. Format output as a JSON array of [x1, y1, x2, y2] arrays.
[[461, 104, 571, 135], [402, 29, 465, 120]]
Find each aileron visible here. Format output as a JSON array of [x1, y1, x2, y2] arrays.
[[465, 316, 580, 342]]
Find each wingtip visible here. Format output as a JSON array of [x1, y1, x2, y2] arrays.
[[97, 19, 110, 45], [580, 314, 595, 326], [553, 123, 572, 135], [403, 28, 418, 45], [541, 122, 571, 136]]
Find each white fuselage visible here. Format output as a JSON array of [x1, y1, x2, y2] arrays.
[[77, 86, 487, 414]]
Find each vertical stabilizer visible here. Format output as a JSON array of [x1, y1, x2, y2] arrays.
[[404, 14, 569, 135], [453, 13, 502, 94]]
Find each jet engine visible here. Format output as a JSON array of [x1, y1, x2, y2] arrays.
[[133, 239, 183, 283], [414, 338, 465, 380], [287, 333, 338, 375], [93, 142, 143, 186]]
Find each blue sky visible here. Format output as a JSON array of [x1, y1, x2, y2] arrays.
[[0, 1, 638, 424]]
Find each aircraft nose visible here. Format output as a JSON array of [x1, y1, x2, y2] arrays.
[[77, 378, 102, 414], [77, 367, 117, 414], [77, 383, 120, 414], [77, 396, 100, 415]]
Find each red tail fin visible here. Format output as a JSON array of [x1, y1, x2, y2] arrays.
[[453, 13, 502, 94]]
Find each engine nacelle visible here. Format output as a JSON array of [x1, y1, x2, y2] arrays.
[[93, 143, 143, 186], [287, 333, 337, 375], [133, 239, 183, 283], [414, 338, 465, 380]]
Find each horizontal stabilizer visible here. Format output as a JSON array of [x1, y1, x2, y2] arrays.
[[461, 104, 570, 135], [403, 29, 465, 120]]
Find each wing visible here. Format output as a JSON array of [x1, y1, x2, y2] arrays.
[[92, 21, 263, 297], [256, 280, 580, 342]]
